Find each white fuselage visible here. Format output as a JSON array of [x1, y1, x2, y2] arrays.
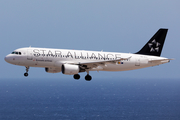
[[5, 47, 169, 72], [4, 29, 171, 80]]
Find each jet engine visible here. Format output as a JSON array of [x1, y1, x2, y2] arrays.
[[62, 64, 79, 75], [45, 67, 61, 73]]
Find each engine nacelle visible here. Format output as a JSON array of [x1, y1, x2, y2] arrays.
[[45, 67, 61, 73], [62, 64, 79, 75]]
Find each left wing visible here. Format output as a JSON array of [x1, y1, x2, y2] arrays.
[[78, 56, 132, 70]]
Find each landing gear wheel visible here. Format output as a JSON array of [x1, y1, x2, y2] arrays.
[[85, 74, 92, 81], [24, 66, 29, 77], [73, 74, 80, 80], [24, 73, 28, 77]]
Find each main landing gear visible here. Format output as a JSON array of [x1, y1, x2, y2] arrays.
[[73, 71, 92, 81], [73, 74, 80, 80], [73, 74, 92, 81], [24, 66, 29, 77], [85, 70, 92, 81], [85, 74, 92, 81]]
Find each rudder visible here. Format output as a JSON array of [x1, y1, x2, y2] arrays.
[[136, 28, 168, 56]]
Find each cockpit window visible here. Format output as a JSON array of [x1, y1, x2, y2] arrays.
[[11, 51, 22, 55], [11, 52, 17, 54]]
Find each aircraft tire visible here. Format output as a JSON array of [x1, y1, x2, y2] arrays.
[[85, 74, 92, 81], [74, 74, 80, 80], [24, 73, 28, 77]]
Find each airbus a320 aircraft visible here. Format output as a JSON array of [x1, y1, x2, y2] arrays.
[[5, 29, 172, 81]]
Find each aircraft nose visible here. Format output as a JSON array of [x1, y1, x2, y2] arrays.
[[5, 55, 9, 62], [4, 55, 12, 63]]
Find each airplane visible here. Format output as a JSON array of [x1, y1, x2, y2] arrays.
[[4, 28, 172, 81]]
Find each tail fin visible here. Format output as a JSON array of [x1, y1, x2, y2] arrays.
[[136, 28, 168, 56]]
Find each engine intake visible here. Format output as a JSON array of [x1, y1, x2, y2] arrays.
[[62, 64, 79, 75]]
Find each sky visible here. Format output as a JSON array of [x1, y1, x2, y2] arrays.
[[0, 0, 180, 79]]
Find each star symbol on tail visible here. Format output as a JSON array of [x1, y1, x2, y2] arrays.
[[148, 39, 161, 52]]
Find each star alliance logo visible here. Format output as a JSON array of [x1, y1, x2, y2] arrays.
[[148, 39, 161, 52]]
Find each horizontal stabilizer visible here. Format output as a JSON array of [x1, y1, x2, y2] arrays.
[[148, 59, 173, 63]]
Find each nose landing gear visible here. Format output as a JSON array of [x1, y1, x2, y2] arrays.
[[24, 66, 29, 77]]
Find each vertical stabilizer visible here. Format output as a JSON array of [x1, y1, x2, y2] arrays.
[[136, 29, 168, 56]]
